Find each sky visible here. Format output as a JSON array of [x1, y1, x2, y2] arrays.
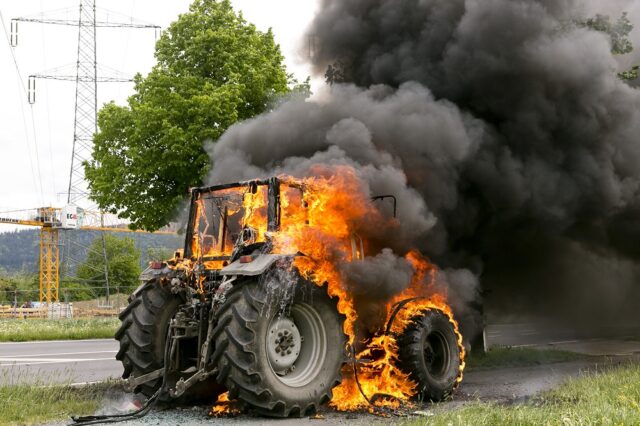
[[3, 0, 637, 232], [0, 0, 319, 229]]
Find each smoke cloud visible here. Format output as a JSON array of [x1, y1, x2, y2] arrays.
[[207, 0, 640, 338], [340, 248, 415, 335]]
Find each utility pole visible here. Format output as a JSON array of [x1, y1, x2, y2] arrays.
[[100, 214, 110, 304]]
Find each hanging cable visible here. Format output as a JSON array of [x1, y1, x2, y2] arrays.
[[0, 10, 45, 205], [115, 0, 136, 101], [40, 0, 58, 201]]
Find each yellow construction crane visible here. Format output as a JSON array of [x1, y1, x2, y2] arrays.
[[0, 206, 175, 304]]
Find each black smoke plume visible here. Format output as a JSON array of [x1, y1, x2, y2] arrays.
[[207, 0, 640, 338]]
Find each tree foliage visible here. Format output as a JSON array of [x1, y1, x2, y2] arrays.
[[0, 270, 38, 305], [585, 12, 634, 55], [0, 230, 39, 272], [86, 0, 292, 230], [76, 235, 141, 297], [584, 12, 638, 80]]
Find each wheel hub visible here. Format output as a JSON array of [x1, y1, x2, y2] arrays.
[[267, 317, 302, 374], [424, 331, 449, 378]]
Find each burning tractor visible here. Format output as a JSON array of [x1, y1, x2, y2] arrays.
[[115, 174, 464, 417]]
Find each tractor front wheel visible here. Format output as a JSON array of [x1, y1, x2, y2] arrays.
[[396, 309, 463, 401]]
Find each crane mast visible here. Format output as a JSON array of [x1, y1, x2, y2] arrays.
[[0, 207, 175, 304]]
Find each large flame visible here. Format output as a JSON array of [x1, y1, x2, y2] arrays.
[[275, 166, 464, 410], [191, 165, 465, 411]]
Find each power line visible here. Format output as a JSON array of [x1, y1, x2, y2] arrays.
[[41, 0, 58, 200], [0, 10, 44, 205], [13, 1, 159, 206], [116, 0, 137, 101]]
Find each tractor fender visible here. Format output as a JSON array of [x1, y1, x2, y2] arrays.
[[221, 254, 291, 276]]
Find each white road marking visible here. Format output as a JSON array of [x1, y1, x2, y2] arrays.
[[0, 350, 117, 358], [0, 357, 117, 367], [0, 338, 115, 345]]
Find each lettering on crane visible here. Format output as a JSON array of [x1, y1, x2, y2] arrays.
[[61, 205, 80, 229]]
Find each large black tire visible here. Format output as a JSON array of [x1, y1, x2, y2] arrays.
[[396, 309, 463, 402], [211, 276, 347, 417], [116, 279, 225, 403], [115, 279, 182, 397]]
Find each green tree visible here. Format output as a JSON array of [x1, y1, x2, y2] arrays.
[[584, 12, 639, 80], [586, 12, 634, 55], [0, 270, 38, 305], [76, 235, 142, 297], [85, 0, 292, 230]]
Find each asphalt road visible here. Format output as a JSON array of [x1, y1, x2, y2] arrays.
[[485, 321, 640, 352], [2, 321, 639, 386], [0, 339, 121, 385]]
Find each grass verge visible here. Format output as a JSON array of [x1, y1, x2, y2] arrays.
[[466, 346, 588, 370], [0, 382, 119, 426], [408, 362, 640, 425], [0, 318, 119, 342]]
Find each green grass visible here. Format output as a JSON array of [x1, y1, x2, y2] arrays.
[[0, 382, 118, 426], [466, 346, 588, 370], [0, 318, 119, 342], [407, 363, 640, 425]]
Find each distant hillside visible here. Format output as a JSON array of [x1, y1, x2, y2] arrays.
[[0, 229, 40, 272], [0, 228, 183, 274]]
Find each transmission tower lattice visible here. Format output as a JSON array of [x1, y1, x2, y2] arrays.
[[70, 0, 98, 205], [11, 0, 160, 204], [11, 1, 160, 302]]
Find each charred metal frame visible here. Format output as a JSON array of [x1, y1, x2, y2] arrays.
[[184, 178, 282, 260], [185, 179, 400, 260]]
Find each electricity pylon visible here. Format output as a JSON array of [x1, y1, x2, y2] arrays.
[[11, 2, 160, 300], [11, 0, 160, 204]]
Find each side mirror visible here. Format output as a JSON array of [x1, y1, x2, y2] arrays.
[[371, 195, 397, 218]]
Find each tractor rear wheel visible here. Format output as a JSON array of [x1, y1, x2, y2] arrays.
[[211, 276, 347, 417], [115, 279, 181, 397], [116, 278, 222, 402], [396, 309, 463, 401]]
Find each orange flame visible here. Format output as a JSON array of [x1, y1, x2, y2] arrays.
[[210, 391, 240, 416], [274, 166, 465, 410], [190, 165, 465, 411]]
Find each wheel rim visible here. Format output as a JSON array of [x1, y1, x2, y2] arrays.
[[266, 303, 327, 387], [424, 331, 450, 379]]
